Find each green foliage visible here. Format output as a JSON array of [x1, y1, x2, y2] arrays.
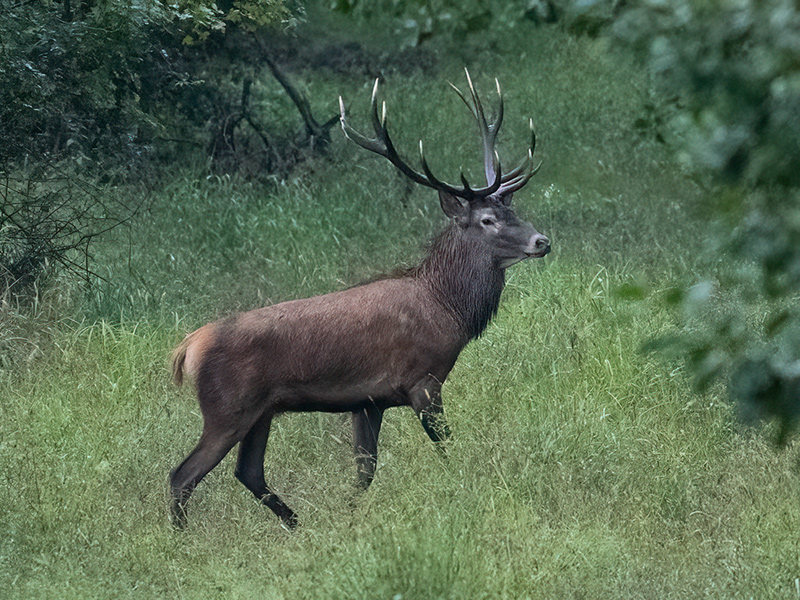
[[664, 189, 800, 442], [545, 0, 622, 35], [328, 0, 631, 46], [608, 0, 800, 436], [0, 0, 296, 166], [0, 2, 167, 165], [329, 0, 534, 46], [176, 0, 294, 43], [613, 0, 800, 187]]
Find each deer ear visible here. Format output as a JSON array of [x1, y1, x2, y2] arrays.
[[499, 193, 513, 207], [438, 190, 470, 225]]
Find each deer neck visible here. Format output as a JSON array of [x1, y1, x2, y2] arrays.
[[416, 224, 505, 340]]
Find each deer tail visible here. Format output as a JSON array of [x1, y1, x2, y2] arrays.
[[170, 326, 213, 387], [171, 335, 191, 386]]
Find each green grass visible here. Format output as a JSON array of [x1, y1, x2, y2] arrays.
[[2, 16, 799, 600]]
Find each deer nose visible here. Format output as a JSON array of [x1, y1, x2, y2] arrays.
[[528, 233, 550, 257]]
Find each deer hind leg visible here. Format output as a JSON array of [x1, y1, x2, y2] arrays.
[[234, 412, 298, 529], [352, 405, 384, 490], [169, 384, 268, 529], [169, 425, 242, 529]]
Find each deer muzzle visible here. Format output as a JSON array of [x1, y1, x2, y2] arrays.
[[525, 233, 551, 258]]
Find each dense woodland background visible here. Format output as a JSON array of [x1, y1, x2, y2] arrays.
[[1, 1, 799, 597]]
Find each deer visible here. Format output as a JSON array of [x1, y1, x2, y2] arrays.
[[168, 70, 550, 529]]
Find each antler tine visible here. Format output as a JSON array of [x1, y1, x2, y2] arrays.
[[493, 78, 505, 137], [339, 80, 396, 159], [418, 140, 474, 197], [499, 151, 542, 195], [449, 77, 498, 187], [345, 79, 430, 187], [448, 74, 503, 131], [369, 79, 386, 139], [458, 68, 503, 187], [501, 118, 536, 183], [486, 82, 504, 187], [339, 95, 385, 155], [464, 68, 486, 125], [448, 81, 478, 119], [460, 170, 473, 192]]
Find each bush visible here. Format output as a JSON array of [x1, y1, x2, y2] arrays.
[[610, 0, 800, 438], [0, 1, 296, 171], [0, 3, 170, 167], [0, 1, 310, 295], [0, 163, 143, 294]]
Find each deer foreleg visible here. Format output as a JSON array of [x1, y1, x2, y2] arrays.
[[352, 404, 384, 489], [409, 378, 450, 445]]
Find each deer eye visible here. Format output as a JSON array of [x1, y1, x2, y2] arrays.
[[481, 217, 495, 227]]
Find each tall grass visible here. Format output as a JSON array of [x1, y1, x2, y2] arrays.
[[1, 17, 798, 600]]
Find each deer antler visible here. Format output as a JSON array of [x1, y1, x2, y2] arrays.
[[447, 68, 504, 188], [339, 71, 540, 201]]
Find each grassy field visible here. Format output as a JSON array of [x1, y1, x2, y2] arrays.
[[2, 15, 799, 600]]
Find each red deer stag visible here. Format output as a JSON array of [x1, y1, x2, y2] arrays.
[[169, 70, 550, 529]]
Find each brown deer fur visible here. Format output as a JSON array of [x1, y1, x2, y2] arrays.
[[168, 74, 550, 529]]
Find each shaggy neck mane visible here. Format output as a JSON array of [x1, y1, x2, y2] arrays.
[[409, 224, 505, 340]]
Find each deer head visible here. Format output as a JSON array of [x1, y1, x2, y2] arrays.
[[339, 69, 550, 268]]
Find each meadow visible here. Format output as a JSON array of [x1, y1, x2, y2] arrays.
[[1, 17, 799, 599]]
